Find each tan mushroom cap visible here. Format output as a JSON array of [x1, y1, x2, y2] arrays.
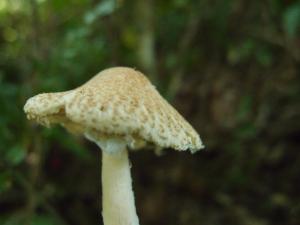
[[24, 67, 204, 152]]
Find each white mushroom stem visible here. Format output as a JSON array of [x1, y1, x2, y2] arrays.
[[84, 133, 140, 225], [101, 146, 139, 225]]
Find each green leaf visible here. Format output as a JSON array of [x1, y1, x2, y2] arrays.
[[0, 172, 11, 193], [1, 214, 60, 225], [283, 2, 300, 37], [236, 95, 253, 121], [237, 123, 257, 139], [84, 0, 117, 24], [2, 216, 23, 225], [256, 47, 273, 67], [30, 214, 59, 225], [5, 145, 26, 166]]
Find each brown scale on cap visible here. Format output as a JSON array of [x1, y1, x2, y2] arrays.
[[24, 67, 204, 152]]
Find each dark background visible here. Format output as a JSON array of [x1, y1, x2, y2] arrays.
[[0, 0, 300, 224]]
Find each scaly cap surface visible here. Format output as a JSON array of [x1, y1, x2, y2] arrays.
[[24, 67, 204, 152]]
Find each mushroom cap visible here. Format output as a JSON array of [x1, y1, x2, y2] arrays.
[[24, 67, 204, 152]]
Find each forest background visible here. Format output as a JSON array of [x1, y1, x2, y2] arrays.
[[0, 0, 300, 224]]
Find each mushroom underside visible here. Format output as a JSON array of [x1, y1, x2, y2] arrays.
[[26, 106, 149, 150]]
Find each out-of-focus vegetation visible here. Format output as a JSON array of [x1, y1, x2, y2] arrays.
[[1, 0, 300, 224]]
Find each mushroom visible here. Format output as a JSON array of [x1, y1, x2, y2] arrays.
[[24, 67, 204, 225]]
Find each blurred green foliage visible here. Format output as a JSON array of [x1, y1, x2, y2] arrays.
[[1, 0, 300, 225]]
